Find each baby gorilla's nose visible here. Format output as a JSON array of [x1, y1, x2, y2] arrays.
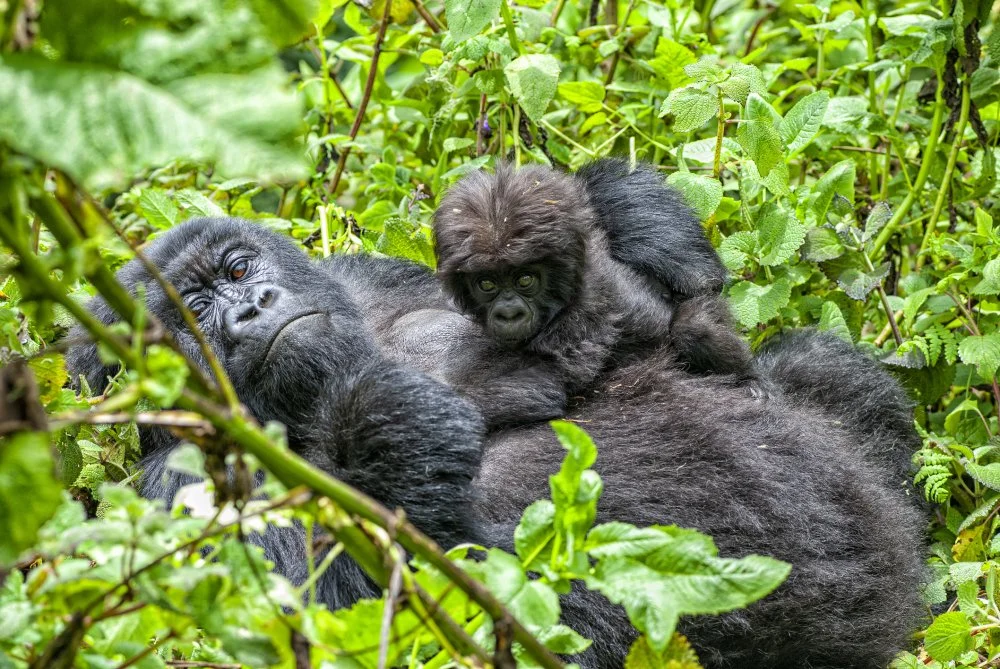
[[224, 284, 285, 341], [493, 302, 529, 324]]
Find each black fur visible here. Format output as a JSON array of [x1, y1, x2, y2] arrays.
[[65, 217, 926, 669], [432, 162, 756, 428]]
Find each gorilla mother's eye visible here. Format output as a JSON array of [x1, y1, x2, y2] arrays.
[[515, 273, 536, 289], [229, 259, 249, 281], [477, 278, 498, 293], [187, 298, 209, 318]]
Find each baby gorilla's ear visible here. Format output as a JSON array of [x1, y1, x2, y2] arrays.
[[576, 158, 727, 297]]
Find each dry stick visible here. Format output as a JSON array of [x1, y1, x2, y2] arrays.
[[50, 410, 212, 431], [327, 0, 393, 196], [744, 6, 776, 56], [602, 0, 637, 87], [411, 0, 442, 32]]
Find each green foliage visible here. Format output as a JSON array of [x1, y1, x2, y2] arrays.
[[1, 0, 1000, 665]]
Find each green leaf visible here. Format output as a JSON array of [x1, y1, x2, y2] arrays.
[[0, 433, 62, 565], [779, 90, 829, 156], [375, 218, 435, 267], [802, 227, 845, 262], [756, 204, 805, 266], [514, 500, 555, 568], [647, 39, 696, 89], [972, 258, 1000, 295], [958, 333, 1000, 379], [818, 301, 852, 343], [505, 54, 561, 123], [537, 624, 591, 654], [0, 57, 307, 189], [718, 63, 767, 106], [737, 93, 784, 177], [718, 231, 757, 272], [728, 278, 792, 328], [445, 0, 501, 42], [442, 137, 475, 153], [809, 160, 855, 225], [924, 611, 973, 662], [660, 86, 718, 132], [625, 634, 701, 669], [138, 190, 181, 230], [862, 201, 892, 243], [837, 263, 889, 300], [666, 172, 723, 221], [558, 81, 605, 113]]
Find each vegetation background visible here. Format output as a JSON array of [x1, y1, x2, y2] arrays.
[[0, 0, 999, 666]]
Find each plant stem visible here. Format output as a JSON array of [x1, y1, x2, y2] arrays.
[[411, 0, 442, 32], [917, 79, 970, 269], [328, 0, 393, 196], [713, 88, 725, 179], [868, 72, 946, 257], [500, 0, 523, 55]]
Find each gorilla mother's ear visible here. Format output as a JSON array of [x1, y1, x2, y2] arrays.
[[575, 158, 727, 297]]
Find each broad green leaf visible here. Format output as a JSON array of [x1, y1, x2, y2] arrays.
[[862, 201, 893, 243], [924, 611, 973, 662], [537, 625, 591, 654], [823, 96, 868, 127], [558, 81, 605, 113], [176, 189, 227, 218], [442, 137, 475, 153], [779, 90, 829, 156], [718, 63, 767, 106], [647, 39, 696, 89], [445, 0, 501, 42], [138, 190, 181, 230], [728, 278, 792, 328], [505, 54, 561, 123], [972, 258, 1000, 295], [666, 172, 723, 221], [549, 421, 602, 568], [660, 86, 718, 132], [958, 333, 1000, 379], [376, 218, 435, 267], [514, 500, 556, 568], [809, 160, 855, 225], [837, 263, 889, 300], [818, 301, 852, 343], [625, 634, 701, 669], [718, 231, 757, 272], [0, 432, 62, 565], [756, 204, 805, 266], [737, 93, 784, 177], [0, 57, 307, 189], [802, 227, 845, 261], [683, 56, 723, 81]]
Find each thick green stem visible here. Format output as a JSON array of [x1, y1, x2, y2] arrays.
[[713, 88, 725, 179], [868, 72, 946, 257], [500, 0, 523, 55], [916, 80, 970, 268]]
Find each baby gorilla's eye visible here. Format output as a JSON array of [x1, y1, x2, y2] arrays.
[[230, 259, 249, 280], [515, 273, 536, 289], [477, 278, 498, 292]]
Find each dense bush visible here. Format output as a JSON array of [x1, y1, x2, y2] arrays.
[[0, 0, 998, 666]]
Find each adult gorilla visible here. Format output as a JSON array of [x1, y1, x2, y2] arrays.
[[67, 218, 925, 668]]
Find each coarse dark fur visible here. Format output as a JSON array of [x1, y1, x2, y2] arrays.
[[432, 162, 757, 428], [65, 218, 485, 606], [66, 218, 926, 669]]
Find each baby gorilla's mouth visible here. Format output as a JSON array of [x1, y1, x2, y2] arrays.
[[264, 312, 324, 361]]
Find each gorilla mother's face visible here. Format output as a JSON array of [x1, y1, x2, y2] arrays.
[[113, 218, 372, 426]]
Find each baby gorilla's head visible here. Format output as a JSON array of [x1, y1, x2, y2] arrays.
[[433, 164, 595, 347]]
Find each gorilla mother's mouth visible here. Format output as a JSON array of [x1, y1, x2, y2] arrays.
[[264, 312, 324, 361]]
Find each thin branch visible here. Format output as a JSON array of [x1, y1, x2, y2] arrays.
[[49, 410, 214, 432], [411, 0, 442, 32], [327, 0, 393, 196], [114, 632, 176, 669], [476, 93, 488, 157]]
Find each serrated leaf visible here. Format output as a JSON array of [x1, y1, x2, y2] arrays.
[[718, 62, 767, 106], [779, 90, 829, 156], [924, 611, 972, 662], [802, 226, 844, 261], [683, 56, 723, 81], [138, 189, 181, 230], [818, 301, 852, 343], [647, 38, 696, 89], [862, 201, 892, 243], [558, 81, 605, 113], [0, 57, 307, 189], [660, 86, 718, 132], [718, 231, 757, 272], [514, 500, 555, 567], [837, 263, 889, 300], [737, 93, 784, 177], [445, 0, 501, 41], [666, 172, 723, 221], [958, 333, 1000, 379], [442, 137, 475, 153], [505, 54, 560, 123], [810, 160, 855, 225], [757, 204, 805, 266], [375, 218, 435, 267], [728, 278, 792, 328], [972, 257, 1000, 295]]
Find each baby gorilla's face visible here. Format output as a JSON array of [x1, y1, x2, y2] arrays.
[[463, 263, 553, 346]]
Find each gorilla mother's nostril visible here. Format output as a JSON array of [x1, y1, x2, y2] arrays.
[[258, 288, 277, 308]]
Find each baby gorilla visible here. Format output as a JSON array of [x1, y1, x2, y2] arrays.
[[433, 162, 757, 426]]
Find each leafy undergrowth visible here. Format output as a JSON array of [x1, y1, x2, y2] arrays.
[[1, 0, 999, 666]]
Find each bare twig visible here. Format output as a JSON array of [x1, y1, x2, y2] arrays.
[[49, 410, 214, 432], [327, 0, 393, 196], [476, 93, 488, 157], [411, 0, 442, 32]]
